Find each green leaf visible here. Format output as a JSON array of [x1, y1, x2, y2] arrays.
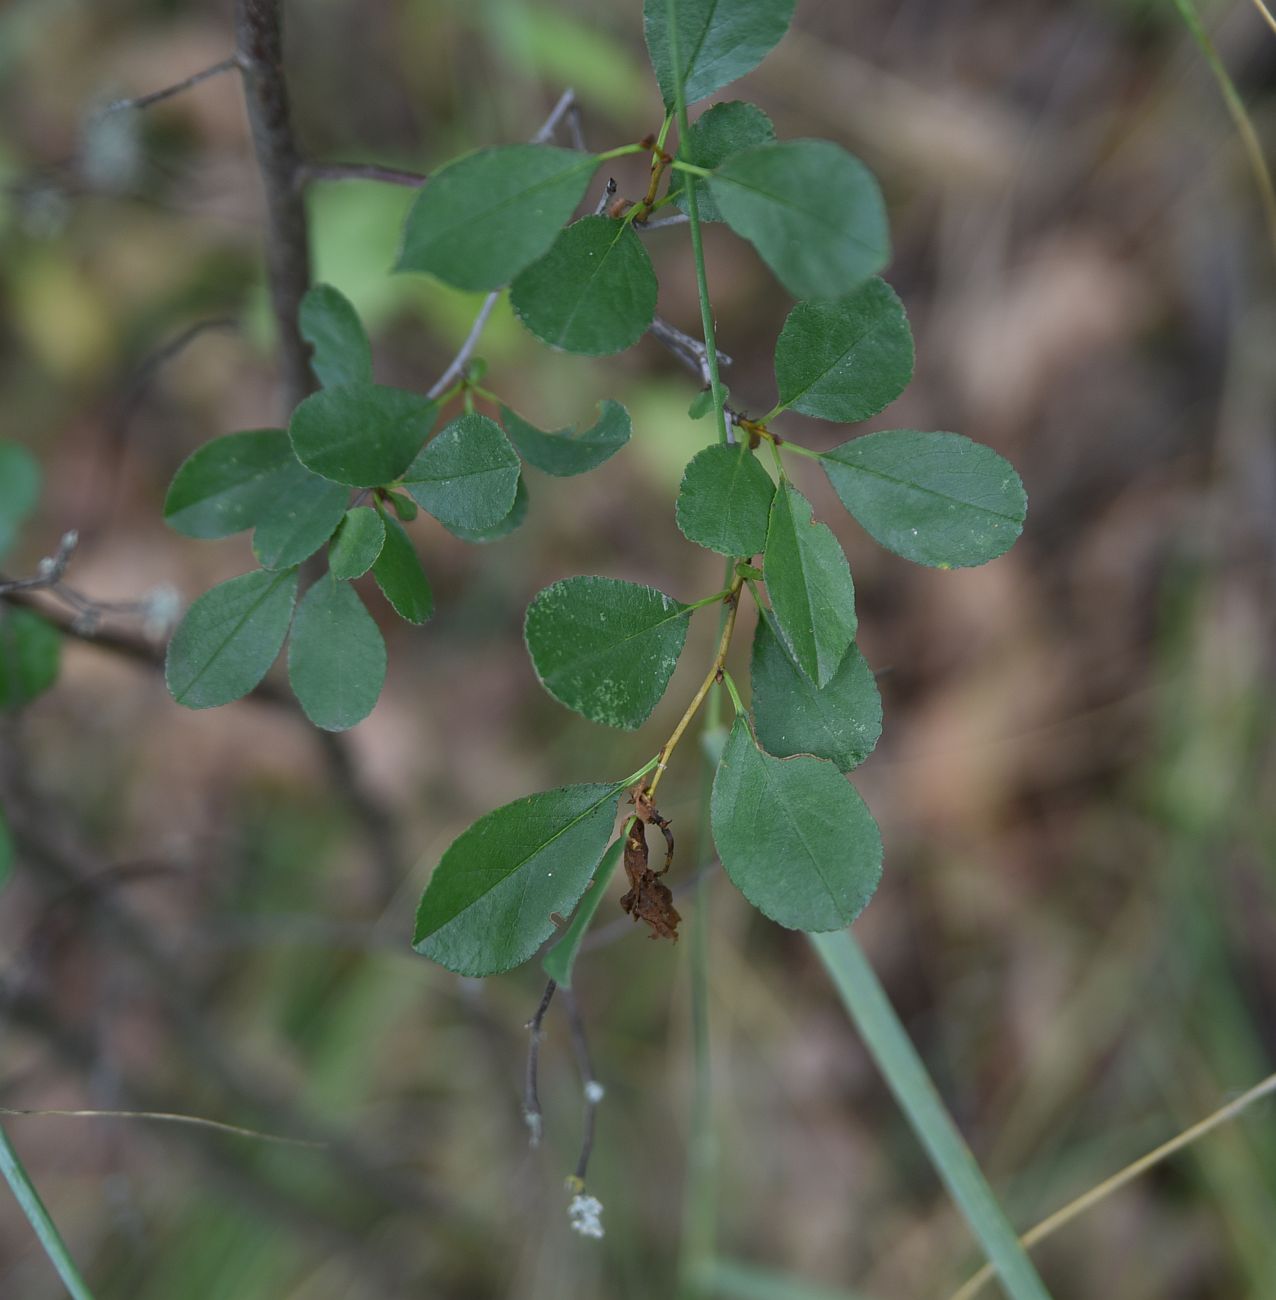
[[384, 491, 418, 523], [289, 382, 437, 488], [676, 442, 775, 557], [250, 457, 349, 570], [750, 617, 881, 771], [674, 101, 775, 223], [510, 216, 657, 356], [444, 475, 529, 544], [643, 0, 795, 108], [524, 576, 690, 729], [541, 837, 623, 989], [687, 388, 725, 420], [821, 430, 1027, 568], [164, 430, 294, 539], [764, 482, 857, 687], [774, 279, 914, 422], [327, 507, 385, 579], [0, 443, 41, 557], [414, 782, 624, 976], [401, 413, 520, 532], [288, 577, 386, 731], [371, 514, 433, 624], [0, 609, 60, 711], [396, 144, 598, 290], [711, 716, 881, 931], [502, 400, 631, 477], [166, 568, 299, 709], [707, 140, 889, 300], [299, 283, 372, 389]]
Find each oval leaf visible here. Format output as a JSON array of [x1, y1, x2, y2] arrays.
[[711, 716, 882, 931], [0, 608, 60, 711], [250, 457, 349, 571], [164, 430, 294, 539], [774, 279, 914, 422], [396, 145, 598, 290], [289, 382, 437, 488], [414, 782, 623, 976], [820, 430, 1026, 568], [445, 474, 530, 544], [674, 100, 775, 223], [764, 482, 857, 687], [675, 442, 775, 557], [708, 140, 889, 300], [299, 284, 372, 389], [0, 443, 42, 557], [751, 617, 881, 771], [402, 413, 520, 532], [288, 578, 386, 731], [510, 216, 657, 356], [166, 568, 299, 709], [371, 514, 433, 624], [525, 576, 690, 729], [643, 0, 795, 108], [502, 400, 631, 476], [328, 507, 386, 580]]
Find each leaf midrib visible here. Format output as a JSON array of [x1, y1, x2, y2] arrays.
[[822, 450, 1024, 523]]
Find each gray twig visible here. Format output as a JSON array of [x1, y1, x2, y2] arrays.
[[648, 316, 733, 387], [638, 212, 689, 230], [561, 988, 602, 1184], [95, 56, 240, 117], [594, 177, 618, 216], [532, 89, 578, 145], [523, 979, 557, 1147]]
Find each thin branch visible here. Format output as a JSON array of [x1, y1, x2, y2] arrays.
[[648, 315, 733, 387], [426, 292, 500, 399], [560, 988, 602, 1185], [532, 89, 578, 144], [297, 161, 428, 188], [95, 56, 239, 117], [594, 177, 618, 215], [522, 979, 557, 1147], [234, 0, 314, 414], [638, 212, 689, 230]]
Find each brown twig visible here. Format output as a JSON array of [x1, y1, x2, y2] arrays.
[[297, 160, 428, 188], [522, 979, 557, 1147], [96, 57, 240, 116]]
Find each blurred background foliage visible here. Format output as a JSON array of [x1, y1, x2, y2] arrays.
[[1, 0, 1275, 1297]]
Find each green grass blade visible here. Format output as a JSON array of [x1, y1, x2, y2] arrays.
[[0, 1125, 95, 1300], [810, 931, 1052, 1300], [704, 1256, 872, 1300]]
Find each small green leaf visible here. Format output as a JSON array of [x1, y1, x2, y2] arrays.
[[751, 617, 881, 771], [299, 283, 372, 389], [250, 458, 349, 570], [444, 475, 530, 544], [0, 443, 41, 557], [708, 140, 889, 300], [502, 400, 631, 476], [643, 0, 795, 108], [687, 388, 724, 420], [0, 609, 60, 711], [821, 430, 1027, 568], [676, 442, 775, 557], [371, 514, 433, 624], [289, 382, 437, 488], [401, 413, 520, 532], [328, 507, 385, 580], [396, 145, 598, 290], [510, 216, 657, 356], [414, 782, 624, 976], [774, 279, 914, 422], [525, 576, 690, 729], [166, 568, 299, 709], [384, 491, 418, 522], [164, 430, 294, 539], [288, 577, 386, 731], [764, 482, 856, 687], [542, 838, 623, 989], [711, 716, 881, 931], [674, 101, 775, 223]]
